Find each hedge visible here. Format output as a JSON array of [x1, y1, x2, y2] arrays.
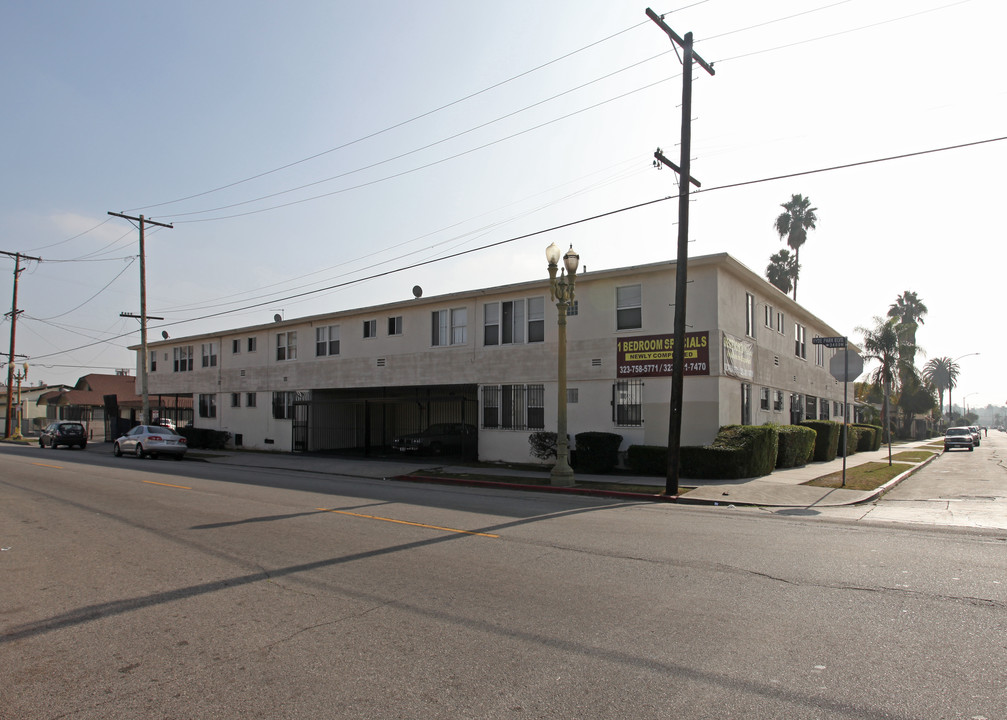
[[853, 423, 883, 451], [626, 445, 667, 476], [178, 427, 232, 450], [800, 420, 842, 462], [776, 425, 817, 468], [572, 432, 623, 474], [680, 425, 779, 479]]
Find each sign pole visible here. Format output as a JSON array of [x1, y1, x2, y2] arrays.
[[842, 342, 848, 487]]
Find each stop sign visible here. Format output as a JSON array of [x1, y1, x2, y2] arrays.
[[830, 349, 864, 382]]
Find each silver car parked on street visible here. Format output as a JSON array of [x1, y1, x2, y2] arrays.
[[113, 425, 188, 460]]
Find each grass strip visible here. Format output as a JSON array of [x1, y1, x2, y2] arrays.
[[805, 461, 912, 491]]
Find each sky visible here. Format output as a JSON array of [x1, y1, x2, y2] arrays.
[[1, 0, 1004, 412]]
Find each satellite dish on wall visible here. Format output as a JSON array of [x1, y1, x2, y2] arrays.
[[412, 285, 423, 298], [274, 314, 282, 323], [161, 331, 169, 339]]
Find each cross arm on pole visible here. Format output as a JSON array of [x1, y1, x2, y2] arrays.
[[645, 8, 716, 76], [654, 149, 701, 188], [108, 211, 174, 230]]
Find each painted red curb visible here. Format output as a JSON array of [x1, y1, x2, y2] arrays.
[[394, 474, 679, 502]]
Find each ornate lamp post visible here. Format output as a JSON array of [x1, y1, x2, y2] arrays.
[[546, 242, 579, 487], [11, 362, 27, 440]]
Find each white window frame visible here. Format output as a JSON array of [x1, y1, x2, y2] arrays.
[[363, 319, 377, 339], [432, 308, 467, 347], [276, 331, 297, 361], [201, 342, 217, 368], [316, 325, 340, 357], [616, 284, 642, 330], [745, 293, 756, 339], [795, 323, 807, 359], [173, 345, 193, 372]]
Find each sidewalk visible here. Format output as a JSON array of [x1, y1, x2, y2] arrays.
[[187, 438, 941, 508]]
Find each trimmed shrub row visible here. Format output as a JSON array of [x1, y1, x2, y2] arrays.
[[625, 420, 879, 479], [178, 427, 232, 450]]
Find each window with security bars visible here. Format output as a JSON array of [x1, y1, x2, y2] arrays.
[[481, 384, 544, 430], [613, 379, 643, 427]]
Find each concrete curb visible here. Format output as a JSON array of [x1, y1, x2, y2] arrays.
[[394, 474, 680, 502]]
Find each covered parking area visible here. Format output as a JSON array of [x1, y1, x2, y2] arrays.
[[298, 383, 478, 457]]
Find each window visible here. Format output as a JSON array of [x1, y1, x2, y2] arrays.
[[760, 387, 770, 411], [247, 337, 257, 352], [616, 285, 642, 330], [820, 398, 830, 420], [613, 379, 643, 427], [232, 339, 241, 354], [316, 325, 340, 357], [805, 394, 817, 420], [527, 297, 545, 343], [149, 351, 156, 372], [774, 390, 785, 411], [363, 319, 377, 338], [432, 308, 467, 346], [776, 311, 784, 334], [173, 346, 193, 372], [201, 342, 217, 368], [481, 384, 544, 430], [795, 323, 807, 359], [246, 392, 257, 408], [745, 293, 756, 338], [276, 331, 296, 361], [764, 304, 773, 328], [198, 393, 216, 418], [815, 338, 826, 367], [483, 298, 545, 345], [231, 393, 241, 408], [272, 391, 295, 419], [741, 383, 752, 425], [388, 316, 402, 336]]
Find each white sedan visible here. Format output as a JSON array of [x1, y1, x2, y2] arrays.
[[113, 425, 188, 460]]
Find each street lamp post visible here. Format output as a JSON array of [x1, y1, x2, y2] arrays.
[[11, 362, 27, 440], [546, 242, 579, 487]]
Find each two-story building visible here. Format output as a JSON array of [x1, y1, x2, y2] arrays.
[[135, 253, 857, 463]]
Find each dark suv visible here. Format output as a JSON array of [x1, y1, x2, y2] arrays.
[[39, 421, 88, 449], [391, 423, 476, 456]]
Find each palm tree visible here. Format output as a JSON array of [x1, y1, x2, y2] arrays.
[[773, 193, 818, 301], [858, 316, 905, 452], [922, 356, 959, 425], [765, 249, 799, 294]]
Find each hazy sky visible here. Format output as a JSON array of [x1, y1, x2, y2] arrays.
[[1, 0, 1003, 411]]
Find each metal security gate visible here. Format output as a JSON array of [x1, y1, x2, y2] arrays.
[[292, 397, 310, 452]]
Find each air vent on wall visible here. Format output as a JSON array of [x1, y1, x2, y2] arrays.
[[377, 358, 386, 367], [591, 359, 602, 367]]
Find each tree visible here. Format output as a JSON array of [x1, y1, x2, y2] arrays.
[[765, 249, 799, 294], [922, 356, 959, 424], [858, 316, 905, 445], [887, 291, 928, 386], [773, 193, 818, 301]]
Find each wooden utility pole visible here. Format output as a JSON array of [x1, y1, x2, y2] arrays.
[[646, 8, 715, 495], [108, 212, 173, 424], [4, 250, 41, 438]]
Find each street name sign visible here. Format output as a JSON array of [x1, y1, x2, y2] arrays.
[[813, 336, 848, 349]]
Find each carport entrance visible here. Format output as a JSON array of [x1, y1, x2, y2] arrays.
[[296, 384, 477, 457]]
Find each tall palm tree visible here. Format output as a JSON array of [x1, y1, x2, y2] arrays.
[[765, 249, 798, 295], [858, 316, 905, 449], [774, 193, 818, 301], [922, 356, 959, 424]]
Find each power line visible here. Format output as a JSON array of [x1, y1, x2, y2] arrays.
[[26, 135, 1004, 361]]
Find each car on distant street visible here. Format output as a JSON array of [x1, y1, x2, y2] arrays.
[[113, 425, 187, 460], [968, 425, 981, 447], [944, 427, 975, 452], [391, 423, 476, 455], [39, 421, 87, 449]]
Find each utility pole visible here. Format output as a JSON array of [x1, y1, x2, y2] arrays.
[[108, 212, 173, 424], [646, 8, 715, 495], [4, 250, 42, 438]]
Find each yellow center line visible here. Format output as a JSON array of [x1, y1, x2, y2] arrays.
[[32, 463, 63, 469], [143, 480, 192, 490], [318, 508, 498, 538]]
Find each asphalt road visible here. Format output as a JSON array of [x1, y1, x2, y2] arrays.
[[2, 442, 1005, 719]]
